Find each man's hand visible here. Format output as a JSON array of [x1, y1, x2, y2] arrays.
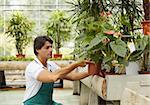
[[76, 60, 91, 67]]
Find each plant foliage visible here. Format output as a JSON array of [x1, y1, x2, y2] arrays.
[[5, 11, 35, 55]]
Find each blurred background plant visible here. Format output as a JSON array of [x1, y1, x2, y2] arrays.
[[106, 0, 143, 35], [0, 15, 3, 29], [45, 10, 72, 55], [5, 11, 35, 57]]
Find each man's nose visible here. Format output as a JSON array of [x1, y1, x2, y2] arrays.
[[49, 47, 52, 51]]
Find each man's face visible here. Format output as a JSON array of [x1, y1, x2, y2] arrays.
[[37, 41, 53, 59]]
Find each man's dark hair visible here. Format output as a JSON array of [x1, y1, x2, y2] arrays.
[[34, 36, 53, 55]]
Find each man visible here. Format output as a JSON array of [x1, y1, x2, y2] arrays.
[[23, 36, 90, 105]]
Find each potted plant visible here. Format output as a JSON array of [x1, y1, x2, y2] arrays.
[[85, 32, 149, 75], [5, 11, 35, 58], [45, 10, 72, 58], [72, 16, 115, 75], [74, 18, 148, 76], [100, 32, 149, 75], [68, 0, 115, 75], [69, 0, 118, 76], [70, 0, 149, 76], [119, 35, 149, 75]]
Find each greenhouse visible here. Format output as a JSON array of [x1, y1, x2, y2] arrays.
[[0, 0, 150, 105]]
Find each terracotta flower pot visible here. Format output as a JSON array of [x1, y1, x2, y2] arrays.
[[139, 71, 150, 74], [53, 54, 62, 59], [142, 20, 150, 35], [16, 54, 25, 58], [87, 62, 99, 75]]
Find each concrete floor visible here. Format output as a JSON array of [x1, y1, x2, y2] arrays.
[[0, 88, 80, 105]]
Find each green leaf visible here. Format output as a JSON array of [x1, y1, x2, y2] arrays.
[[75, 33, 87, 42], [129, 50, 143, 61], [110, 39, 127, 57], [86, 33, 107, 49], [135, 36, 149, 51], [103, 56, 113, 63]]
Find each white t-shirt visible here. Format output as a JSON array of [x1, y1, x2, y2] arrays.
[[23, 58, 60, 102]]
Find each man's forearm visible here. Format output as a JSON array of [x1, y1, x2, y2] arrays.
[[64, 72, 89, 81], [55, 63, 78, 79], [72, 72, 89, 80]]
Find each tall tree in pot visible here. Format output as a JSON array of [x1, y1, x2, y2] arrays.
[[45, 10, 72, 58], [5, 11, 35, 58]]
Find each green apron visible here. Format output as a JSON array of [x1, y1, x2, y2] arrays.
[[24, 82, 62, 105]]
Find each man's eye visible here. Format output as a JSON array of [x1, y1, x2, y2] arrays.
[[46, 46, 52, 49], [46, 47, 50, 49]]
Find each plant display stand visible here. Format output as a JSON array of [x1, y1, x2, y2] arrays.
[[79, 74, 150, 105]]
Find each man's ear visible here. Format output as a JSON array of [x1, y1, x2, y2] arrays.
[[36, 49, 39, 54]]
